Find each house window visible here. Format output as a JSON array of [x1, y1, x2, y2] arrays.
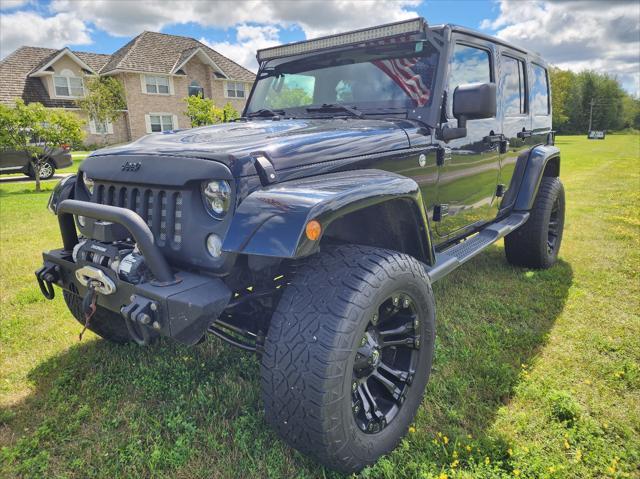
[[54, 69, 84, 98], [146, 114, 175, 133], [226, 81, 245, 98], [189, 80, 204, 97], [144, 75, 170, 94], [89, 118, 114, 135]]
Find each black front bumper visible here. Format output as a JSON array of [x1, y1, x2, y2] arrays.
[[37, 199, 232, 346]]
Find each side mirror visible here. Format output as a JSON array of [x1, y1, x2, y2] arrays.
[[439, 82, 497, 142]]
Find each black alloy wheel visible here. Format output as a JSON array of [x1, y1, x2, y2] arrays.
[[351, 293, 420, 434]]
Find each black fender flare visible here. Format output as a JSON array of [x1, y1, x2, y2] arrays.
[[222, 169, 434, 263], [502, 144, 561, 212]]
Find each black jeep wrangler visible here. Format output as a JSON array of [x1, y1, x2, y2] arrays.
[[37, 18, 564, 473]]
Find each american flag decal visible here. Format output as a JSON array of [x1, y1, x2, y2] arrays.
[[370, 36, 432, 107]]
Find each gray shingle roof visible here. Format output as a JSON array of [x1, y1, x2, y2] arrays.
[[100, 31, 255, 82], [0, 32, 255, 107], [0, 46, 111, 107]]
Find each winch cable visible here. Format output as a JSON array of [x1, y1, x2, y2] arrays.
[[79, 282, 98, 341]]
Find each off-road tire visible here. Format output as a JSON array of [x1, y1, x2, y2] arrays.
[[63, 290, 133, 343], [505, 176, 565, 269], [261, 245, 436, 473]]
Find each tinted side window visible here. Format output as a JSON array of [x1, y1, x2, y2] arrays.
[[531, 64, 549, 115], [501, 55, 527, 116], [448, 43, 491, 115]]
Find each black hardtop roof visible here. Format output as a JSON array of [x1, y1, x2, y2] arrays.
[[432, 23, 547, 65]]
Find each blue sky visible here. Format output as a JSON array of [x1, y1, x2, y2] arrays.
[[1, 0, 638, 95]]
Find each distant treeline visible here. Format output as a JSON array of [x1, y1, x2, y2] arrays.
[[550, 68, 639, 134]]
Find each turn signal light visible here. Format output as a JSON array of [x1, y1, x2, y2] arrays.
[[305, 220, 322, 241]]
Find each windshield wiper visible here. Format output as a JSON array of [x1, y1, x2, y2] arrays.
[[247, 108, 285, 118], [306, 104, 364, 118]]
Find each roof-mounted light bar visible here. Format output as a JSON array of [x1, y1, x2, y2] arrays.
[[257, 18, 426, 62]]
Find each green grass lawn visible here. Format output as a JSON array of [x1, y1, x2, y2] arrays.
[[1, 135, 638, 479]]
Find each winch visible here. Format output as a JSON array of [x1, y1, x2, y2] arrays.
[[72, 239, 148, 285]]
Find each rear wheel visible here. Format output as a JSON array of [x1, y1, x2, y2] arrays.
[[63, 289, 133, 343], [505, 176, 565, 269], [261, 245, 435, 473]]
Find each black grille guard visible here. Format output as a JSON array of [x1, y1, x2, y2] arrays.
[[57, 199, 175, 284]]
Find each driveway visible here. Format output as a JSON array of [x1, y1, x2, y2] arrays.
[[0, 173, 73, 184]]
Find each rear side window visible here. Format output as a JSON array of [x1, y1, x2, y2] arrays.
[[531, 63, 549, 115], [501, 55, 527, 116], [447, 43, 491, 115]]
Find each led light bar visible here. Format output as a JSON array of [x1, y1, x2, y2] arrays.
[[257, 18, 426, 62]]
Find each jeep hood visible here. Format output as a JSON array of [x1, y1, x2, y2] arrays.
[[90, 119, 412, 177]]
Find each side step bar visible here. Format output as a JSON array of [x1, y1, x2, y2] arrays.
[[426, 212, 530, 282]]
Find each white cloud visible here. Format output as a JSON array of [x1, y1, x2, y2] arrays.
[[0, 10, 91, 57], [201, 24, 281, 72], [46, 0, 422, 73], [480, 0, 640, 95], [49, 0, 422, 38]]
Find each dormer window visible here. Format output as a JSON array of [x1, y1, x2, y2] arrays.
[[54, 69, 84, 98], [188, 80, 204, 97]]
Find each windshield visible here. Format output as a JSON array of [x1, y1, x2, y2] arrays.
[[246, 40, 440, 117]]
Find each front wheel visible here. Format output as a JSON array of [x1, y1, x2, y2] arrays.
[[28, 159, 55, 180], [505, 176, 565, 269], [261, 245, 436, 473]]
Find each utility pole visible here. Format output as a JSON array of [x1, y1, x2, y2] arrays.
[[588, 98, 595, 132]]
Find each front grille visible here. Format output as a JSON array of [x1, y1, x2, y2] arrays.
[[93, 183, 183, 249]]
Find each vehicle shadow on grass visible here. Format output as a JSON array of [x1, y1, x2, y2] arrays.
[[0, 246, 573, 479]]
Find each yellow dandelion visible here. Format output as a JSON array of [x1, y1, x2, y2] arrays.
[[563, 440, 570, 450], [575, 449, 582, 462], [485, 456, 490, 465], [549, 466, 556, 473], [443, 435, 449, 445], [437, 432, 443, 438], [409, 426, 416, 434], [467, 434, 473, 439], [513, 469, 521, 477], [583, 379, 592, 385], [438, 473, 448, 479], [523, 446, 529, 453], [453, 450, 458, 458], [508, 448, 513, 456], [433, 439, 439, 445], [466, 445, 472, 452], [451, 459, 459, 468]]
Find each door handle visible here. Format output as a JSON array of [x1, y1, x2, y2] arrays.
[[483, 134, 508, 154], [517, 129, 533, 139], [483, 133, 504, 144]]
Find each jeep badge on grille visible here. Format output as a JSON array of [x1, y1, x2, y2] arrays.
[[121, 161, 141, 171]]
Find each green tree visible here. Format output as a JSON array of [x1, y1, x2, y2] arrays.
[[76, 76, 126, 144], [549, 68, 574, 130], [183, 94, 239, 127], [266, 86, 313, 109], [0, 99, 84, 191]]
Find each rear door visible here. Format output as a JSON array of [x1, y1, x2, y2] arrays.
[[497, 51, 530, 206], [435, 37, 501, 240]]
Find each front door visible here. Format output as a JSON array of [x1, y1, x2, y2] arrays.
[[435, 40, 501, 240]]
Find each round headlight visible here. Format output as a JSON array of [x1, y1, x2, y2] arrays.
[[202, 180, 231, 217], [206, 233, 223, 258], [83, 171, 94, 195]]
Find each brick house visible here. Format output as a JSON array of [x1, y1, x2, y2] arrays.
[[0, 31, 255, 145]]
